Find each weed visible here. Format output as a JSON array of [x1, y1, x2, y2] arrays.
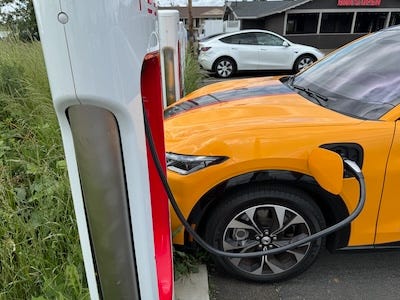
[[174, 248, 210, 280]]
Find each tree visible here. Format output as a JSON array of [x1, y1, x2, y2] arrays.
[[0, 0, 38, 41]]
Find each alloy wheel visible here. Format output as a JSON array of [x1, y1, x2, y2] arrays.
[[222, 204, 311, 276], [216, 59, 234, 78]]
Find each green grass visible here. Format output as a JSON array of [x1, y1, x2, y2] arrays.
[[0, 40, 89, 299], [0, 40, 205, 298]]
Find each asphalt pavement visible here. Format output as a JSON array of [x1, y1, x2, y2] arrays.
[[208, 249, 400, 300]]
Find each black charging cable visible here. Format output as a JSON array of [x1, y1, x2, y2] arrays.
[[143, 108, 366, 258]]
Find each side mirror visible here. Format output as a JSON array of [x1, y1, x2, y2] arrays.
[[282, 41, 290, 47], [308, 148, 344, 195]]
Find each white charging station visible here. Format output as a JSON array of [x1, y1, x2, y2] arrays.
[[178, 21, 188, 96], [33, 1, 173, 299], [158, 10, 181, 106]]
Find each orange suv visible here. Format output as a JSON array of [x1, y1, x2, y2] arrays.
[[164, 26, 400, 282]]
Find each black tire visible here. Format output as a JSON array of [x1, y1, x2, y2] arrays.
[[293, 54, 316, 73], [205, 184, 325, 282], [213, 57, 236, 78]]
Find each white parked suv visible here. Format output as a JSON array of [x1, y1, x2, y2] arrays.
[[198, 29, 324, 78]]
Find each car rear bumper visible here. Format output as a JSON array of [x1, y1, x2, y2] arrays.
[[198, 56, 213, 71]]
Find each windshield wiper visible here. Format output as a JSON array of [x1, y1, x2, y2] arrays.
[[292, 84, 329, 105]]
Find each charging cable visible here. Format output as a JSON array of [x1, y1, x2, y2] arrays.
[[143, 108, 366, 258]]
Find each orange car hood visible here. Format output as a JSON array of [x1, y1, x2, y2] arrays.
[[164, 77, 361, 154]]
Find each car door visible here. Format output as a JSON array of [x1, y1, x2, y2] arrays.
[[219, 32, 260, 70], [254, 32, 294, 70], [375, 119, 400, 245]]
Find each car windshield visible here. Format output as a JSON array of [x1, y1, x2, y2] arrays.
[[288, 28, 400, 120]]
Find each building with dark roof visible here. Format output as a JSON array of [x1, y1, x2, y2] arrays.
[[224, 0, 400, 49], [159, 6, 224, 38]]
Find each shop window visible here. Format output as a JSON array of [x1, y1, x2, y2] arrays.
[[320, 13, 353, 33], [390, 12, 400, 26], [286, 13, 319, 34], [354, 12, 387, 33]]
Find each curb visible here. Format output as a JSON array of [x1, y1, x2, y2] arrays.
[[174, 265, 209, 300]]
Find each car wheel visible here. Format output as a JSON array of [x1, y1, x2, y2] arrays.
[[214, 57, 236, 78], [293, 54, 316, 73], [205, 184, 325, 282]]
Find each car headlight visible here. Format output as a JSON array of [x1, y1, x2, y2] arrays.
[[166, 152, 228, 175]]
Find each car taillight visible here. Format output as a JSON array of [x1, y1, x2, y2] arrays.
[[200, 46, 211, 52]]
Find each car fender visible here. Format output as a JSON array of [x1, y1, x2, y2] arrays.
[[169, 153, 343, 244]]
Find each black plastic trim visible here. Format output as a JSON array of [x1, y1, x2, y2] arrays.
[[321, 143, 364, 177]]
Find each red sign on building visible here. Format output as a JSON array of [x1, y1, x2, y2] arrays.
[[338, 0, 381, 6]]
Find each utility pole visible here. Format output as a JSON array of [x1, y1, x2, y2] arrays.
[[187, 0, 194, 52]]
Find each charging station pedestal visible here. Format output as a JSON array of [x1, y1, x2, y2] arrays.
[[158, 10, 181, 106], [33, 1, 173, 299]]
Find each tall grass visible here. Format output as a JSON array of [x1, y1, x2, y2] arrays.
[[0, 40, 89, 299]]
